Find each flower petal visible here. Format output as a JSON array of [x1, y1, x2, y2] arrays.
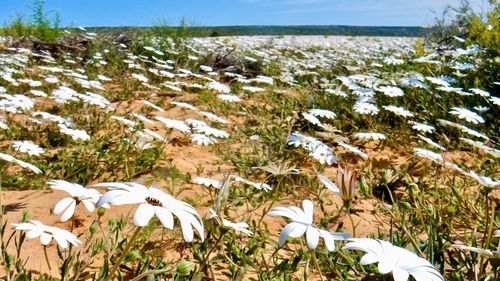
[[392, 267, 410, 281], [302, 200, 314, 224], [155, 207, 174, 229], [278, 222, 307, 246], [40, 233, 52, 245], [133, 204, 155, 226], [53, 198, 75, 215], [306, 226, 320, 249]]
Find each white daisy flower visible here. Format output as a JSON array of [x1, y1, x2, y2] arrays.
[[414, 148, 443, 162], [49, 180, 108, 222], [222, 219, 253, 236], [234, 176, 272, 192], [268, 200, 350, 251], [449, 107, 484, 124], [438, 119, 489, 140], [0, 94, 35, 112], [199, 65, 213, 72], [58, 124, 91, 141], [208, 209, 253, 236], [337, 141, 368, 159], [185, 119, 208, 128], [29, 89, 48, 97], [377, 86, 404, 97], [192, 177, 223, 188], [193, 126, 229, 138], [383, 105, 414, 117], [353, 102, 379, 115], [155, 116, 191, 133], [132, 73, 149, 83], [343, 238, 443, 281], [190, 134, 217, 145], [417, 134, 446, 151], [170, 101, 198, 111], [352, 132, 386, 141], [308, 109, 337, 119], [217, 94, 241, 103], [0, 152, 42, 174], [469, 88, 490, 97], [302, 112, 323, 126], [112, 116, 138, 127], [242, 86, 265, 93], [95, 182, 204, 242], [199, 111, 229, 124], [409, 121, 435, 134], [466, 171, 500, 188], [12, 221, 81, 249], [426, 77, 450, 87], [12, 141, 44, 156], [310, 144, 338, 165], [207, 81, 231, 94], [132, 113, 155, 125], [473, 105, 489, 112], [490, 96, 500, 106]]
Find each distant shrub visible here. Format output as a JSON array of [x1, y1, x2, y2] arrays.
[[467, 1, 500, 56], [0, 0, 62, 42]]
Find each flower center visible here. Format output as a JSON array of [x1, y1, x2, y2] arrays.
[[145, 197, 163, 207]]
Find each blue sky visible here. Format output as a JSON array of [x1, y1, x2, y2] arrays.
[[0, 0, 489, 27]]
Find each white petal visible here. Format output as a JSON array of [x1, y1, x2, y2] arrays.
[[155, 207, 174, 229], [179, 217, 194, 242], [360, 253, 380, 265], [82, 199, 96, 212], [26, 229, 42, 239], [317, 174, 341, 194], [133, 204, 155, 226], [40, 233, 52, 245], [278, 222, 307, 246], [378, 257, 396, 274], [302, 200, 314, 224], [53, 198, 75, 215], [393, 267, 410, 281], [319, 229, 336, 252], [54, 198, 76, 222], [53, 234, 69, 249], [306, 226, 320, 249]]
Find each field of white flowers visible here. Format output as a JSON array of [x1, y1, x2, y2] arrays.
[[0, 31, 498, 280]]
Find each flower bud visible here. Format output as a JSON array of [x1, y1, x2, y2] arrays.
[[176, 260, 194, 276], [97, 207, 106, 217], [89, 222, 98, 234], [400, 201, 412, 210]]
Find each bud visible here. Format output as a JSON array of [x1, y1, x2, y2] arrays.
[[400, 201, 412, 210], [337, 164, 359, 209], [89, 222, 98, 234], [176, 260, 194, 276], [445, 206, 457, 216], [97, 207, 106, 217]]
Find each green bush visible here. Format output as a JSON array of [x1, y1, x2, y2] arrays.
[[0, 0, 61, 42]]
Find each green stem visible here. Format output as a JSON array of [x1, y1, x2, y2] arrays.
[[310, 250, 324, 281], [104, 226, 142, 281], [44, 246, 52, 272]]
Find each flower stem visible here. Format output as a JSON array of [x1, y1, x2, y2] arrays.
[[104, 226, 142, 281], [310, 250, 324, 281], [43, 246, 52, 272]]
